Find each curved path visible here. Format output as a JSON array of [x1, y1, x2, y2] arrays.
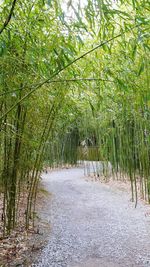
[[37, 168, 150, 267]]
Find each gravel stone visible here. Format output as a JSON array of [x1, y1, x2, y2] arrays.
[[36, 167, 150, 267]]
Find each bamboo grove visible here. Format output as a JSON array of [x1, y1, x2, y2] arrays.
[[0, 0, 150, 235]]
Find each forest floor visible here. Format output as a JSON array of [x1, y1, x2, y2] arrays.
[[1, 166, 150, 267], [34, 167, 150, 267], [0, 185, 51, 267]]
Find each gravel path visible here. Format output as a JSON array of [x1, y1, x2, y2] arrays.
[[36, 167, 150, 267]]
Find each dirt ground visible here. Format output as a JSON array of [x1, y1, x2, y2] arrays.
[[1, 166, 150, 267], [0, 184, 51, 267]]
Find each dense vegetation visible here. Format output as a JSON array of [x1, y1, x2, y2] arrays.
[[0, 0, 149, 235]]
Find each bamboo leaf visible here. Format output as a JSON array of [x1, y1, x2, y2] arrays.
[[137, 61, 145, 76]]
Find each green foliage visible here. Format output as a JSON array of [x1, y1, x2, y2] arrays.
[[0, 0, 149, 235]]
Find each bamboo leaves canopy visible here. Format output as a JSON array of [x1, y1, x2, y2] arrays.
[[0, 0, 149, 235]]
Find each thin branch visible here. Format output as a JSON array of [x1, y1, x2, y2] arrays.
[[0, 0, 17, 35], [0, 78, 114, 97], [48, 78, 114, 83], [0, 23, 141, 120]]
